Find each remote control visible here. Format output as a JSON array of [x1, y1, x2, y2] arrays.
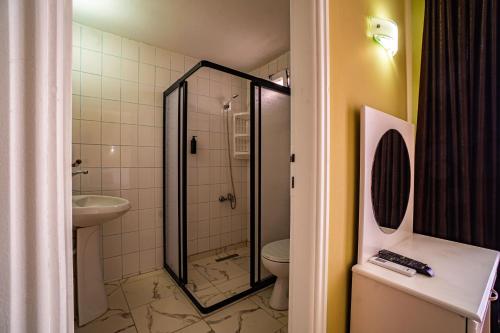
[[378, 249, 434, 277], [368, 256, 416, 277]]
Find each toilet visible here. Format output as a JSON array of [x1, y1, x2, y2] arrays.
[[261, 238, 290, 310]]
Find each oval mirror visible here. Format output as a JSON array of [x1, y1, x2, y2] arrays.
[[371, 129, 411, 234]]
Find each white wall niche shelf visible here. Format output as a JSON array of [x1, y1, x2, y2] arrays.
[[233, 112, 250, 159]]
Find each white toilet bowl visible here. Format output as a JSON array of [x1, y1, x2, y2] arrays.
[[261, 239, 290, 310]]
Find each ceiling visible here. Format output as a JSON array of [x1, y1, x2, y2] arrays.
[[73, 0, 290, 71]]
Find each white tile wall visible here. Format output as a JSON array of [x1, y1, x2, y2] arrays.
[[73, 22, 289, 281], [183, 68, 250, 256], [250, 51, 290, 81], [72, 22, 201, 282]]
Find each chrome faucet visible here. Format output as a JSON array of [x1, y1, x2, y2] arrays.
[[72, 170, 88, 176], [72, 159, 88, 176]]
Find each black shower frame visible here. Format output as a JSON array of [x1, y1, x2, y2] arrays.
[[163, 60, 290, 314]]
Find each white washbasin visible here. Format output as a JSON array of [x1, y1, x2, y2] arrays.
[[72, 195, 130, 228]]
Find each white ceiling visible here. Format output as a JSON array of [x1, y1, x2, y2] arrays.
[[73, 0, 290, 71]]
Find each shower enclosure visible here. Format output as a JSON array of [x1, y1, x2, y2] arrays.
[[163, 61, 290, 313]]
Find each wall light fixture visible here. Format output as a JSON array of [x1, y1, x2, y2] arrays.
[[368, 17, 398, 56]]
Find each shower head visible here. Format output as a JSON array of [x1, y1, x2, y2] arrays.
[[223, 94, 239, 111]]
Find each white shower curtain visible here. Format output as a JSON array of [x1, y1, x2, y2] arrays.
[[0, 0, 74, 332]]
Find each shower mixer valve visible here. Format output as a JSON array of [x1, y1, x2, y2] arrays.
[[219, 193, 235, 203]]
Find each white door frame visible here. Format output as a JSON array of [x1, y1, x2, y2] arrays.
[[289, 0, 330, 332]]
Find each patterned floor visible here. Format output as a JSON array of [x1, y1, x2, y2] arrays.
[[75, 266, 287, 333], [186, 245, 251, 307]]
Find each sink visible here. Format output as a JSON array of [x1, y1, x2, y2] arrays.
[[72, 195, 130, 228], [72, 195, 130, 326]]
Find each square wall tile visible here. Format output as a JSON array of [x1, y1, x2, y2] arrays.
[[103, 218, 122, 236], [121, 81, 138, 103], [122, 39, 139, 61], [121, 124, 138, 145], [81, 26, 102, 51], [138, 126, 154, 146], [138, 105, 155, 126], [140, 43, 156, 65], [122, 252, 139, 276], [170, 53, 184, 72], [102, 168, 121, 190], [139, 63, 155, 85], [155, 67, 170, 87], [121, 146, 138, 167], [138, 147, 155, 167], [80, 120, 101, 144], [81, 73, 101, 98], [138, 85, 155, 106], [121, 167, 138, 189], [103, 32, 121, 56], [81, 49, 101, 75], [139, 229, 155, 250], [121, 59, 139, 82], [139, 209, 155, 230], [103, 256, 122, 282], [103, 234, 122, 258], [101, 122, 121, 145], [138, 168, 155, 189], [138, 188, 154, 209], [81, 97, 101, 121], [155, 48, 170, 69], [121, 102, 138, 125], [81, 167, 101, 191], [102, 77, 121, 100], [102, 145, 121, 167], [81, 144, 101, 167], [102, 54, 121, 78], [122, 210, 139, 232], [102, 99, 121, 123], [140, 249, 156, 273], [122, 231, 139, 254]]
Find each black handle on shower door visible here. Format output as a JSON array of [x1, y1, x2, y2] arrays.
[[190, 136, 197, 154]]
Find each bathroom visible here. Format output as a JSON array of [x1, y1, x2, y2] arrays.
[[3, 0, 500, 332], [71, 1, 292, 331]]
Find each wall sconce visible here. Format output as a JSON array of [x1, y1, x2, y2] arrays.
[[368, 17, 398, 56]]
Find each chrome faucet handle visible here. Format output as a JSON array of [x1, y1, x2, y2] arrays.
[[72, 170, 88, 176], [72, 159, 82, 167]]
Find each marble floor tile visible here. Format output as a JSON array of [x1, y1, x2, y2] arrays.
[[205, 299, 283, 333], [193, 260, 247, 285], [122, 271, 177, 309], [186, 265, 214, 293], [76, 286, 136, 333], [131, 292, 202, 333], [215, 274, 250, 296], [249, 287, 288, 325], [174, 320, 214, 333], [190, 285, 227, 307]]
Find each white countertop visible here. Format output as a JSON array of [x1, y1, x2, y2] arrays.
[[352, 233, 499, 322]]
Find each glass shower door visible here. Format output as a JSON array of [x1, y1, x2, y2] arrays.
[[164, 83, 187, 282]]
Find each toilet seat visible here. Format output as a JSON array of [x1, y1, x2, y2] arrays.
[[262, 239, 290, 263]]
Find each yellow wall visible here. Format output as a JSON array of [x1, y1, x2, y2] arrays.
[[327, 0, 409, 332], [411, 0, 425, 123]]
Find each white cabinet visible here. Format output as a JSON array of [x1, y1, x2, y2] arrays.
[[351, 234, 498, 333]]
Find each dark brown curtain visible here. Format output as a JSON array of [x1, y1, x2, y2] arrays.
[[414, 0, 499, 329]]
